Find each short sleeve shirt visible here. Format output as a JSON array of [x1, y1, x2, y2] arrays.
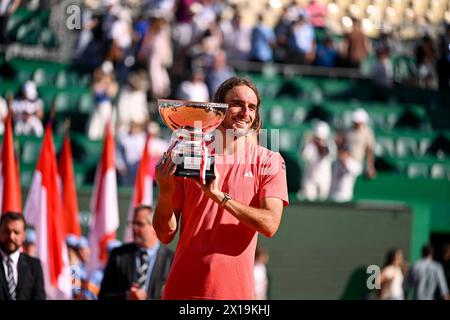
[[162, 143, 288, 300]]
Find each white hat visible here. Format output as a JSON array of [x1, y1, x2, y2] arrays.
[[351, 108, 369, 124], [101, 61, 114, 74], [314, 121, 330, 140], [66, 234, 80, 248], [23, 81, 38, 100]]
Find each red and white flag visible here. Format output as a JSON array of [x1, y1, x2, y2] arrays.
[[58, 134, 81, 236], [123, 135, 153, 242], [0, 112, 22, 214], [24, 124, 72, 299], [87, 124, 119, 273]]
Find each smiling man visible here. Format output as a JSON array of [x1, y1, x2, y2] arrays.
[[154, 77, 289, 300]]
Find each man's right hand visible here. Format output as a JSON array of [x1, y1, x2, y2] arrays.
[[155, 152, 177, 195], [127, 284, 147, 300]]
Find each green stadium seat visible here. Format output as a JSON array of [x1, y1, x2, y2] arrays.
[[15, 67, 33, 83], [278, 128, 299, 152], [375, 137, 395, 157], [54, 93, 75, 112], [430, 163, 450, 180], [407, 163, 429, 178], [270, 105, 286, 126], [292, 107, 308, 125], [396, 137, 419, 157], [78, 73, 92, 87], [73, 164, 91, 187], [38, 28, 58, 47], [16, 21, 39, 45], [419, 138, 432, 156], [368, 112, 386, 130], [20, 165, 35, 186], [20, 139, 42, 164], [33, 68, 52, 86], [6, 8, 34, 39], [78, 93, 94, 113], [38, 87, 56, 111]]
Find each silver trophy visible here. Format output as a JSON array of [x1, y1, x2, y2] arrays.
[[158, 99, 228, 182]]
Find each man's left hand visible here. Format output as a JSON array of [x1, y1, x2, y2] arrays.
[[195, 165, 223, 204]]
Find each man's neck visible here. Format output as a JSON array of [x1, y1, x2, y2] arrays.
[[218, 126, 255, 156], [0, 248, 19, 258], [139, 240, 159, 250]]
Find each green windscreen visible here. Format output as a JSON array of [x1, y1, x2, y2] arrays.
[[258, 202, 412, 299]]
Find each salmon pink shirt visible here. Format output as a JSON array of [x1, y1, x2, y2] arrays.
[[162, 143, 289, 300]]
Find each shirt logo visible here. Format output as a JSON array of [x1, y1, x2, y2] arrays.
[[244, 171, 254, 178]]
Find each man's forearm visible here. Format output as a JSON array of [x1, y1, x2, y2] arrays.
[[153, 193, 178, 244], [213, 194, 282, 238]]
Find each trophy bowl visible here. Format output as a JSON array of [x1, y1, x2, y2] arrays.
[[158, 99, 228, 182]]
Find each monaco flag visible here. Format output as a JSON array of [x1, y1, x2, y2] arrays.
[[24, 123, 72, 299], [87, 124, 119, 273], [123, 135, 153, 242], [58, 134, 81, 236], [0, 113, 22, 214]]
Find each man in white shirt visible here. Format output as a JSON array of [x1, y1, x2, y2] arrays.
[[117, 70, 150, 135], [329, 143, 362, 202], [298, 121, 335, 201], [0, 212, 45, 300], [176, 68, 209, 102], [12, 81, 44, 137]]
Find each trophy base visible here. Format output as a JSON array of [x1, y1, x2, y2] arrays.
[[173, 154, 216, 182], [175, 166, 216, 181]]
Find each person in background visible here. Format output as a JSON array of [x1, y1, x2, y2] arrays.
[[116, 120, 147, 186], [298, 121, 335, 201], [205, 50, 234, 98], [249, 14, 276, 63], [372, 45, 393, 90], [329, 143, 362, 202], [305, 0, 328, 29], [315, 36, 339, 67], [139, 16, 172, 99], [0, 0, 21, 44], [87, 61, 119, 140], [442, 243, 450, 291], [335, 108, 376, 179], [22, 228, 37, 257], [116, 70, 150, 135], [341, 18, 371, 69], [66, 234, 88, 299], [0, 96, 8, 134], [99, 205, 174, 300], [288, 13, 316, 65], [254, 245, 270, 300], [176, 68, 210, 102], [0, 212, 45, 300], [379, 248, 406, 300], [81, 239, 122, 300], [12, 81, 44, 137], [404, 244, 450, 300], [223, 13, 251, 61], [153, 77, 288, 299]]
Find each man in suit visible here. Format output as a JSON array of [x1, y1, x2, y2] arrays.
[[0, 212, 45, 300], [99, 205, 173, 300]]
